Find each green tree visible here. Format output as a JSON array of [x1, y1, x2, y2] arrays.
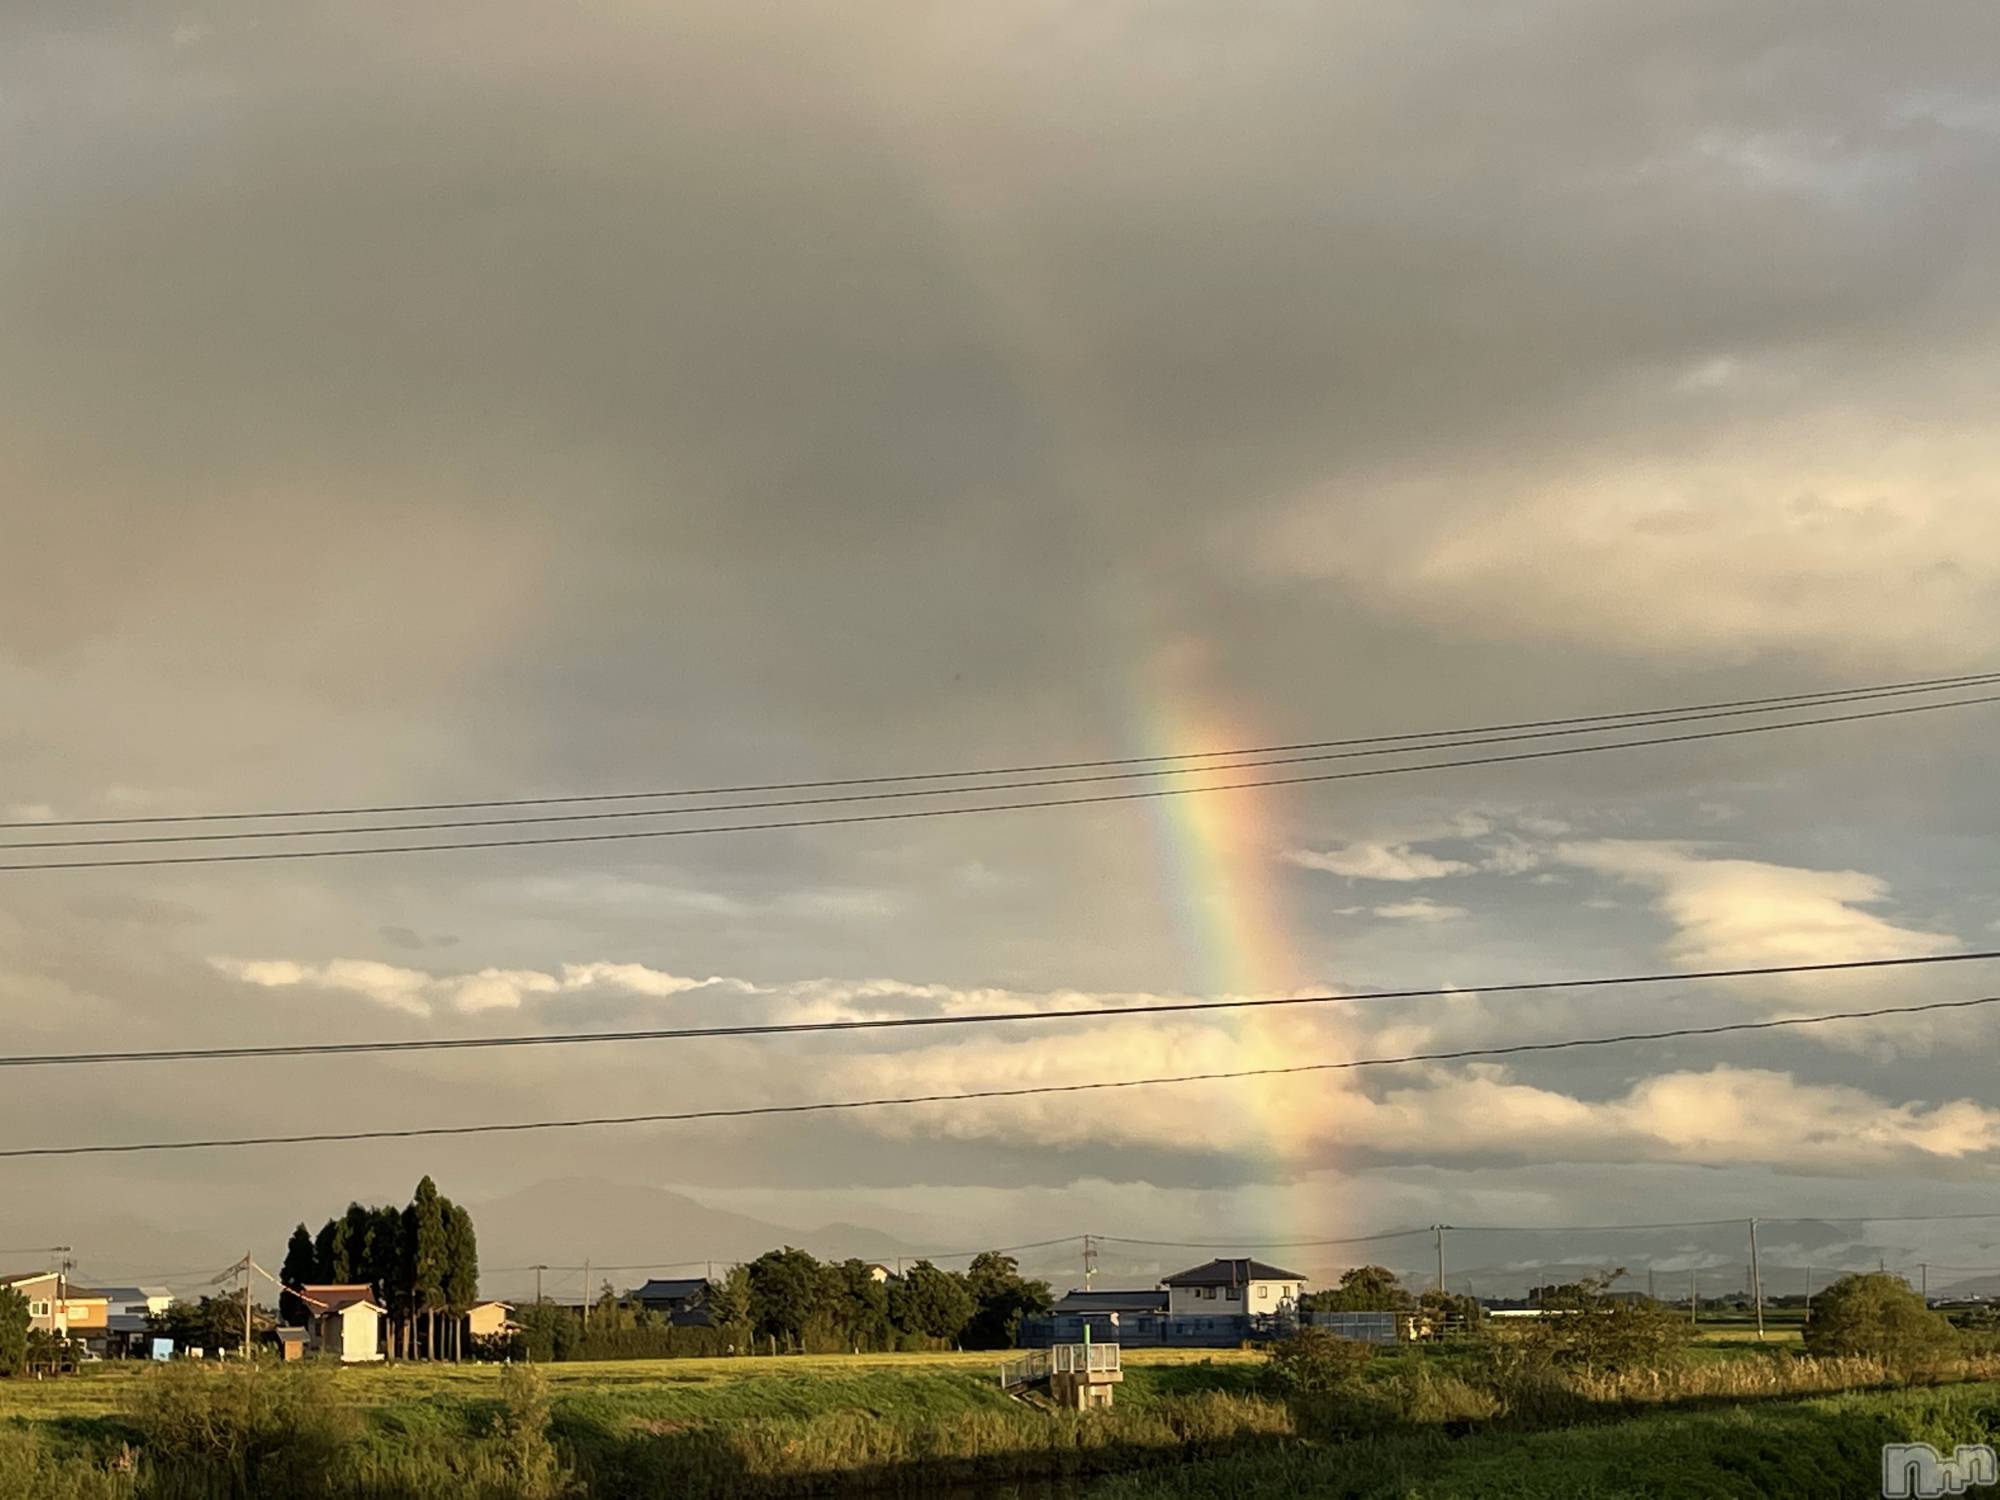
[[1264, 1325, 1374, 1393], [1806, 1273, 1960, 1371], [443, 1200, 479, 1362], [704, 1264, 753, 1349], [962, 1252, 1053, 1350], [280, 1223, 317, 1326], [747, 1247, 824, 1349], [1307, 1266, 1414, 1312], [1518, 1270, 1688, 1373], [817, 1260, 893, 1352], [407, 1177, 449, 1359], [366, 1205, 405, 1356], [0, 1286, 28, 1375], [343, 1203, 375, 1282], [890, 1261, 976, 1346], [312, 1217, 344, 1282], [1417, 1287, 1483, 1332]]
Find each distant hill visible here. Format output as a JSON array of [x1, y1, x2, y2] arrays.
[[466, 1177, 918, 1298]]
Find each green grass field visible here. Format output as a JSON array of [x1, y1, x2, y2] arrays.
[[2, 1340, 1990, 1497]]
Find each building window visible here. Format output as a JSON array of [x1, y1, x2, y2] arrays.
[[30, 1301, 49, 1316], [1226, 1286, 1241, 1301]]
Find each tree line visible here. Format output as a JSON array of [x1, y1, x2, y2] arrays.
[[279, 1175, 478, 1360], [505, 1247, 1052, 1362]]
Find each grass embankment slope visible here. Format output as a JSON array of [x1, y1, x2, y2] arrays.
[[1091, 1381, 2000, 1498], [5, 1341, 1997, 1497]]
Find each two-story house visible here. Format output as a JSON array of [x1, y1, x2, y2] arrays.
[[1161, 1258, 1305, 1319]]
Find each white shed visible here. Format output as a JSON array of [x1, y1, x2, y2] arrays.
[[298, 1284, 385, 1362]]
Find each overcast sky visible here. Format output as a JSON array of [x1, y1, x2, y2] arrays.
[[7, 0, 2000, 1298]]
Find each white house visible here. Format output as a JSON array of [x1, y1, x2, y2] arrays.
[[1160, 1258, 1306, 1318], [298, 1284, 385, 1362]]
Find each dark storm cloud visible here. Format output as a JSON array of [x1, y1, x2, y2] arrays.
[[5, 0, 2000, 1268]]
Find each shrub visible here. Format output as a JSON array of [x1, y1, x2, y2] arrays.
[[488, 1364, 579, 1499], [1263, 1326, 1375, 1394], [128, 1360, 361, 1495], [1514, 1273, 1689, 1374], [1806, 1273, 1960, 1373], [0, 1287, 27, 1376]]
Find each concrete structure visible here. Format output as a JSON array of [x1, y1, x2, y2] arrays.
[[298, 1284, 385, 1362], [1162, 1258, 1304, 1319], [999, 1342, 1124, 1410]]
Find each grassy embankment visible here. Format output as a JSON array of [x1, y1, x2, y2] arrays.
[[2, 1338, 1994, 1497]]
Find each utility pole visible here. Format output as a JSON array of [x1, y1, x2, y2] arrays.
[[1805, 1264, 1814, 1313], [1648, 1267, 1656, 1303], [1748, 1220, 1764, 1342], [532, 1265, 546, 1304], [1689, 1268, 1698, 1328], [1921, 1264, 1929, 1305], [582, 1260, 591, 1334], [1434, 1225, 1446, 1294], [1082, 1235, 1097, 1292]]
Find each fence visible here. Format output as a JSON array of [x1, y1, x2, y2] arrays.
[[1017, 1312, 1294, 1349]]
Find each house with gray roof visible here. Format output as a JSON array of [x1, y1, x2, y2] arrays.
[[1161, 1258, 1305, 1319]]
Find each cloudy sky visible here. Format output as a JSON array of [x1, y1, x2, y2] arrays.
[[6, 0, 2000, 1297]]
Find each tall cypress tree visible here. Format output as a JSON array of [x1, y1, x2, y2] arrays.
[[341, 1203, 372, 1282], [368, 1205, 404, 1357], [409, 1176, 447, 1359], [443, 1201, 479, 1361], [279, 1224, 316, 1326], [311, 1218, 339, 1282]]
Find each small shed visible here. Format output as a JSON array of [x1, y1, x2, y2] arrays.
[[298, 1285, 385, 1363], [275, 1326, 308, 1362]]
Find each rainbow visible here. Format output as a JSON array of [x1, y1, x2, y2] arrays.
[[1122, 635, 1339, 1247], [900, 145, 1343, 1244]]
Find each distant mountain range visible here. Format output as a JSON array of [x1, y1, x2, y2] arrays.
[[466, 1177, 920, 1299]]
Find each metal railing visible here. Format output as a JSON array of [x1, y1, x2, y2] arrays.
[[997, 1349, 1049, 1389], [999, 1342, 1122, 1388], [1051, 1342, 1120, 1375]]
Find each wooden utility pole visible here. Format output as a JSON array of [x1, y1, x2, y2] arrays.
[[1749, 1220, 1765, 1342], [1434, 1226, 1446, 1294]]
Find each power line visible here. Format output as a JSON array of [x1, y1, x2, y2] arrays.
[[494, 1235, 1088, 1277], [12, 678, 1991, 853], [15, 668, 1995, 833], [2, 991, 1993, 1160], [1097, 1227, 1434, 1251], [7, 692, 1996, 874], [6, 947, 1994, 1070]]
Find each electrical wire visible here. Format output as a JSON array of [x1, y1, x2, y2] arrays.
[[15, 668, 1997, 832], [6, 692, 1996, 873], [12, 678, 1994, 852], [2, 991, 1992, 1159], [5, 946, 1990, 1069]]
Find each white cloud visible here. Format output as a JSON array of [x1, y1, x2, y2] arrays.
[[835, 1022, 2000, 1171], [1373, 898, 1468, 923], [211, 956, 732, 1017], [1286, 842, 1474, 881], [1261, 426, 2000, 670], [1557, 841, 1954, 968]]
